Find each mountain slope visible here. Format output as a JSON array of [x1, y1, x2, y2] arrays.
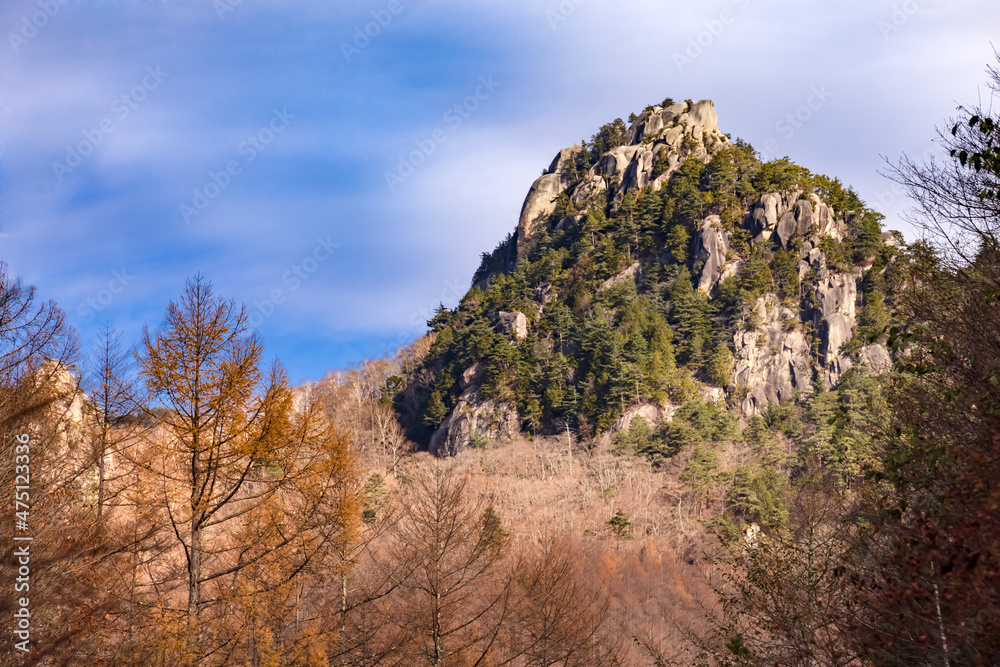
[[408, 98, 904, 456]]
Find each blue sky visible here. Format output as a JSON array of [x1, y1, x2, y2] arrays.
[[0, 0, 995, 383]]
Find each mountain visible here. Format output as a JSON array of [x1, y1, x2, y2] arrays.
[[401, 98, 903, 457]]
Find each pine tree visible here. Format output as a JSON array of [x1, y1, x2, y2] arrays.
[[670, 267, 714, 366], [607, 510, 633, 546]]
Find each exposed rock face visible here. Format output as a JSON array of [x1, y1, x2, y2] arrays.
[[516, 145, 582, 256], [693, 215, 736, 294], [517, 100, 728, 256], [577, 101, 727, 210], [731, 262, 872, 414], [596, 401, 676, 449], [497, 311, 528, 340], [810, 272, 857, 386], [598, 261, 641, 293], [745, 192, 843, 248], [429, 387, 519, 457], [745, 192, 782, 239], [733, 296, 813, 415], [624, 101, 717, 144], [809, 193, 838, 238], [860, 344, 892, 374], [477, 95, 895, 428], [459, 362, 483, 390]]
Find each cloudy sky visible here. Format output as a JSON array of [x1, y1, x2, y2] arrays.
[[0, 0, 995, 382]]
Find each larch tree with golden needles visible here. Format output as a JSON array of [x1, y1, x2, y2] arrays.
[[136, 275, 359, 663]]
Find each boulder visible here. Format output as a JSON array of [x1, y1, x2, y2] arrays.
[[596, 402, 676, 449], [620, 146, 656, 192], [693, 215, 731, 294], [598, 261, 641, 293], [776, 210, 798, 248], [459, 363, 482, 391], [744, 192, 781, 239], [516, 145, 582, 256], [794, 199, 814, 233], [429, 388, 519, 457], [497, 311, 528, 340], [860, 344, 893, 374], [684, 99, 720, 130], [547, 145, 579, 175], [624, 100, 721, 145]]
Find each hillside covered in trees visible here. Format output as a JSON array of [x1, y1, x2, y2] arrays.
[[3, 58, 1000, 666], [407, 98, 900, 458]]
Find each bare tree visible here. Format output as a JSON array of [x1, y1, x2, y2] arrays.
[[499, 537, 613, 666], [83, 321, 144, 522], [387, 461, 514, 666]]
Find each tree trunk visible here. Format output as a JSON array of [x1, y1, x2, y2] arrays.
[[96, 427, 107, 522]]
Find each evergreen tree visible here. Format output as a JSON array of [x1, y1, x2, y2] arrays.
[[667, 158, 707, 228], [706, 343, 735, 388], [681, 445, 720, 515], [669, 267, 714, 366]]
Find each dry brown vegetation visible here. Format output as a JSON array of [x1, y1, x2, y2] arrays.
[[0, 272, 729, 666]]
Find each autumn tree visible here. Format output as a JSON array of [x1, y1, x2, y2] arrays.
[[0, 262, 79, 430], [0, 265, 140, 665], [83, 321, 144, 522], [314, 354, 414, 473], [499, 537, 614, 666], [705, 55, 1000, 666], [136, 275, 359, 663], [700, 469, 860, 667], [385, 461, 513, 665]]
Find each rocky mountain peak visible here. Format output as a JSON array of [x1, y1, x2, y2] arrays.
[[422, 96, 901, 455], [517, 99, 728, 258]]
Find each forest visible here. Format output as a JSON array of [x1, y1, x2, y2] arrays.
[[2, 57, 1000, 667]]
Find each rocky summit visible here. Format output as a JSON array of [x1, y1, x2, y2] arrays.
[[416, 98, 901, 456]]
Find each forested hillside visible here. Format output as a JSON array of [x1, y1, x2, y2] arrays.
[[2, 61, 1000, 666], [407, 98, 901, 457]]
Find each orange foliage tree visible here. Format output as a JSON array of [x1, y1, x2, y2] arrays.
[[134, 276, 359, 664]]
